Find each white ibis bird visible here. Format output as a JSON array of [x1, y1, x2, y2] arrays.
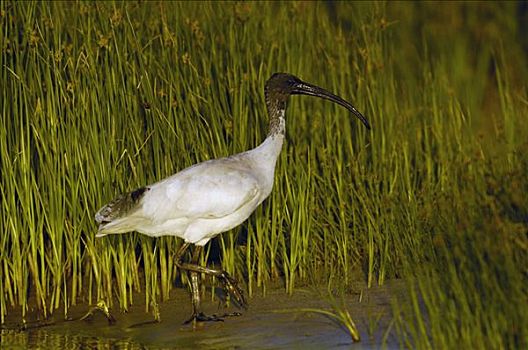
[[95, 73, 370, 324]]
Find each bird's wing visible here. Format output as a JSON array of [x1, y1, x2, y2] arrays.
[[141, 159, 261, 222]]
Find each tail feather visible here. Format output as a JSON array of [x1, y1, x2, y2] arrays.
[[95, 186, 150, 235]]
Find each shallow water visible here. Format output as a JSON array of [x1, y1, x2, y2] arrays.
[[1, 281, 405, 349]]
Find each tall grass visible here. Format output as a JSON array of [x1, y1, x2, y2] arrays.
[[1, 1, 527, 347]]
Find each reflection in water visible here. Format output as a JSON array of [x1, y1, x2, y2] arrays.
[[1, 329, 146, 350]]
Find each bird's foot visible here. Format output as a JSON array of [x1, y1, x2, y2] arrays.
[[218, 271, 248, 309], [79, 300, 116, 325], [183, 311, 243, 326], [183, 312, 224, 325]]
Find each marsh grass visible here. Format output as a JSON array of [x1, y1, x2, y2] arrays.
[[280, 303, 361, 343], [1, 1, 527, 347]]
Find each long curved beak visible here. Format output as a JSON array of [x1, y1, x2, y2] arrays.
[[292, 82, 371, 130]]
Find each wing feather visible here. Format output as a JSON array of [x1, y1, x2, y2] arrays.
[[140, 159, 261, 223]]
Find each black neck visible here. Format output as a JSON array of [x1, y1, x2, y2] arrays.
[[264, 88, 287, 137]]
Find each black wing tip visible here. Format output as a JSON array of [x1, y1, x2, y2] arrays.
[[131, 187, 149, 201]]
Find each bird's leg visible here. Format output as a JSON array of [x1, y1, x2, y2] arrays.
[[189, 251, 201, 319], [188, 246, 223, 324], [175, 243, 247, 325], [177, 249, 247, 310], [177, 243, 207, 324], [176, 244, 227, 325]]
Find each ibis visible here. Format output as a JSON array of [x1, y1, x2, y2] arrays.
[[95, 73, 370, 324]]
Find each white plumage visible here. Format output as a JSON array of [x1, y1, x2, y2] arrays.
[[96, 133, 284, 246]]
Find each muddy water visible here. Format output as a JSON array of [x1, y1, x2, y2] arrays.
[[1, 281, 405, 349]]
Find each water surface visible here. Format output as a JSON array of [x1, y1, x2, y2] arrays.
[[1, 281, 405, 349]]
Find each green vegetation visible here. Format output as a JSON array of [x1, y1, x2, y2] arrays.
[[1, 1, 527, 348]]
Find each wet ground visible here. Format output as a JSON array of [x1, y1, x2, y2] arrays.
[[1, 280, 406, 349]]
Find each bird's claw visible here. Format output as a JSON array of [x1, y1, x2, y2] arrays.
[[184, 312, 224, 325], [183, 311, 242, 325], [219, 271, 248, 309]]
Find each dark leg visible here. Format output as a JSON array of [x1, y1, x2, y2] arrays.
[[175, 242, 247, 325], [189, 246, 201, 319], [187, 246, 223, 325]]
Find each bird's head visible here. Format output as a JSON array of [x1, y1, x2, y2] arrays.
[[264, 73, 370, 130]]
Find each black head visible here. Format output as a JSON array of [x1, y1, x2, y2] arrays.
[[265, 73, 304, 95], [264, 73, 371, 130]]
